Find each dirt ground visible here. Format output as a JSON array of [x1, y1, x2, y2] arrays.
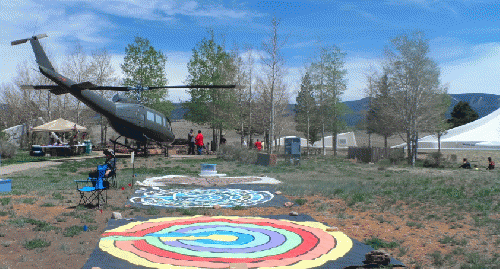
[[1, 142, 500, 269], [0, 164, 498, 269]]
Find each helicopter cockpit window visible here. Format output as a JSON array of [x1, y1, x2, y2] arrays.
[[147, 111, 154, 121], [155, 114, 162, 125]]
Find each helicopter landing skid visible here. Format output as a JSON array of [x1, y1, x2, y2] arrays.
[[108, 139, 168, 158]]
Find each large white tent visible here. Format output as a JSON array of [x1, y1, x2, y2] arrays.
[[392, 108, 500, 150], [2, 124, 25, 147], [312, 132, 357, 148]]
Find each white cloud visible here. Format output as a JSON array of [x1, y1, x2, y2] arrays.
[[440, 42, 500, 95], [79, 0, 255, 21], [240, 49, 269, 62]]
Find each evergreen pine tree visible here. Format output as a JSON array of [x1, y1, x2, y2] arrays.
[[450, 101, 479, 128]]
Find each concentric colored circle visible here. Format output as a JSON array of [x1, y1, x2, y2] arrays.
[[129, 188, 274, 207], [100, 216, 353, 268]]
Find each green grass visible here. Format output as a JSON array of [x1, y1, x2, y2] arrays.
[[294, 198, 307, 205], [63, 225, 84, 237], [1, 150, 65, 166], [23, 238, 51, 250], [25, 218, 60, 232], [406, 221, 424, 229], [146, 207, 161, 215], [364, 237, 399, 250], [438, 235, 468, 246], [175, 208, 198, 216], [0, 197, 10, 205], [21, 198, 36, 204]]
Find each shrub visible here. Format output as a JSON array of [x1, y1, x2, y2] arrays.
[[0, 141, 17, 159], [294, 198, 307, 206], [422, 152, 443, 168], [0, 131, 9, 141], [388, 149, 405, 164], [377, 159, 392, 170], [217, 145, 257, 164]]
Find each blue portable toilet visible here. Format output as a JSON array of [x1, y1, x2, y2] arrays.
[[284, 137, 301, 165]]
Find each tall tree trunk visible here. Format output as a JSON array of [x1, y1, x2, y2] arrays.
[[322, 123, 325, 155], [212, 128, 217, 152], [307, 115, 310, 155], [332, 132, 338, 157], [406, 131, 412, 165]]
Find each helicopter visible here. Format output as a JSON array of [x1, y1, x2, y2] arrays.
[[11, 34, 237, 151]]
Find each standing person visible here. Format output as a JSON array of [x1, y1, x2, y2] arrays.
[[220, 135, 227, 145], [195, 130, 204, 155], [487, 157, 495, 170], [187, 129, 195, 155], [459, 158, 471, 169], [254, 139, 262, 151]]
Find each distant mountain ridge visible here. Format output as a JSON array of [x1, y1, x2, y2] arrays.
[[170, 93, 500, 126]]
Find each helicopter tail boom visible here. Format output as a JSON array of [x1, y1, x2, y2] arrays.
[[11, 33, 55, 71]]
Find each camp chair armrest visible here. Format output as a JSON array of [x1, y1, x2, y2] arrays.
[[75, 179, 97, 189]]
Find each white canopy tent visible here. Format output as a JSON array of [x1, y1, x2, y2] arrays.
[[312, 132, 357, 149], [392, 108, 500, 150], [32, 118, 87, 132]]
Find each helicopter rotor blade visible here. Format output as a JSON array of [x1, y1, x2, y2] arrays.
[[90, 86, 131, 91], [147, 85, 239, 89], [81, 85, 243, 91]]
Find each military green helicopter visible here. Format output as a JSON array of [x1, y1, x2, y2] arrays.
[[12, 34, 236, 152]]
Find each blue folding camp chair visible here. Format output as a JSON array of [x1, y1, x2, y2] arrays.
[[75, 164, 109, 207]]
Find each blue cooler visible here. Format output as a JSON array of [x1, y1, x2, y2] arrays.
[[0, 179, 12, 192], [30, 145, 45, 157]]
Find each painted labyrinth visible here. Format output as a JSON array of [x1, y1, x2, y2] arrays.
[[129, 188, 274, 208], [99, 216, 353, 268]]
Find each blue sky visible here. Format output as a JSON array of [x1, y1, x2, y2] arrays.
[[1, 0, 499, 103]]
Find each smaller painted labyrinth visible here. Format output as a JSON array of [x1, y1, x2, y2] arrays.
[[130, 188, 274, 208]]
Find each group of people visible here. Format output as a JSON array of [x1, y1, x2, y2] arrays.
[[187, 129, 205, 155], [460, 157, 495, 170], [187, 130, 266, 154]]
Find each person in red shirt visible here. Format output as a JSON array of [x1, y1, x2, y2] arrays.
[[487, 157, 495, 170], [254, 139, 262, 151], [195, 130, 204, 155]]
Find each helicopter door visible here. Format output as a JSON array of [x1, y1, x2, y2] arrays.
[[136, 109, 145, 127]]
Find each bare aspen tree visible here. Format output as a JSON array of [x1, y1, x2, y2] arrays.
[[261, 17, 288, 153], [89, 48, 117, 145], [243, 46, 255, 146], [381, 32, 447, 166], [64, 43, 95, 124]]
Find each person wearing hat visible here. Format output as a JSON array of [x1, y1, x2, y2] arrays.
[[89, 149, 116, 178]]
